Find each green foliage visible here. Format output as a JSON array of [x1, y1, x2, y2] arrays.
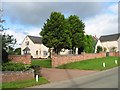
[[2, 77, 49, 89], [2, 62, 31, 71], [2, 33, 17, 54], [97, 46, 103, 53], [103, 47, 107, 52], [67, 15, 85, 54], [84, 35, 96, 53], [40, 12, 72, 54], [2, 49, 8, 63], [14, 48, 21, 55], [57, 56, 119, 71], [40, 12, 85, 54]]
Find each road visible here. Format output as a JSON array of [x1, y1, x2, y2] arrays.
[[30, 67, 119, 88]]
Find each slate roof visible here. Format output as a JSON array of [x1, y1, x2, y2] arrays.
[[23, 47, 30, 51], [99, 33, 120, 42], [28, 35, 42, 44]]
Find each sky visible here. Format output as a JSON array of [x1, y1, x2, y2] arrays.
[[1, 0, 119, 48]]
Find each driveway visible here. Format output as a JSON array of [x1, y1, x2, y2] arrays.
[[41, 68, 98, 82], [30, 67, 118, 88]]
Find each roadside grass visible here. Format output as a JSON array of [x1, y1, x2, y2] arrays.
[[57, 56, 119, 71], [31, 59, 52, 68], [2, 77, 49, 89]]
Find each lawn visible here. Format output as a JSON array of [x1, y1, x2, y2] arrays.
[[57, 56, 119, 71], [31, 59, 52, 68], [2, 77, 49, 89]]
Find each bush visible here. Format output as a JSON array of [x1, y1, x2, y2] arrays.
[[2, 49, 9, 63], [97, 46, 102, 53], [2, 62, 32, 71]]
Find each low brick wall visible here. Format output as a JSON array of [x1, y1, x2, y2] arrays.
[[8, 55, 31, 64], [109, 52, 120, 57], [2, 70, 34, 83], [52, 52, 106, 67]]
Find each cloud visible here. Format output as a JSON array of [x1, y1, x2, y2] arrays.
[[84, 13, 118, 38], [4, 29, 26, 48], [3, 2, 104, 26], [4, 27, 41, 48], [23, 28, 41, 37], [2, 2, 118, 46]]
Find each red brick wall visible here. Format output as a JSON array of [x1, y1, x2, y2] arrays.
[[51, 52, 106, 67], [109, 52, 120, 57], [2, 70, 34, 82], [8, 55, 31, 64]]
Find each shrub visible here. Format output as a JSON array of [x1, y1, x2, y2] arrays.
[[2, 62, 31, 71], [2, 49, 9, 63], [97, 46, 102, 53]]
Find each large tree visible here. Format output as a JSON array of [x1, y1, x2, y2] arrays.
[[84, 35, 96, 53], [40, 12, 72, 54], [67, 15, 85, 54]]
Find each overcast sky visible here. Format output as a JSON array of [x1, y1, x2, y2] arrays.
[[1, 1, 119, 47]]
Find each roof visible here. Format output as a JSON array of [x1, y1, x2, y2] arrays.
[[99, 33, 120, 42], [23, 47, 30, 51], [27, 35, 42, 44]]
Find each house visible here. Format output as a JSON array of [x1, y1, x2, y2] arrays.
[[21, 35, 49, 58], [95, 33, 120, 53]]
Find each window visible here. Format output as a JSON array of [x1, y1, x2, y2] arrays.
[[36, 50, 38, 55], [43, 51, 48, 56], [25, 41, 29, 46]]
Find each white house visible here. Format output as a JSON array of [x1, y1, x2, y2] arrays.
[[21, 35, 49, 58], [95, 33, 120, 53]]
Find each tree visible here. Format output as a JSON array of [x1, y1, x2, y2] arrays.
[[67, 15, 85, 54], [40, 12, 72, 55], [0, 9, 8, 31], [2, 33, 17, 54], [14, 48, 21, 55], [84, 35, 96, 53]]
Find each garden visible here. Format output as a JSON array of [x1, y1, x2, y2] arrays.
[[2, 60, 50, 89]]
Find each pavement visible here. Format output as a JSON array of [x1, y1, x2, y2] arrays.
[[29, 67, 118, 88], [40, 68, 98, 82]]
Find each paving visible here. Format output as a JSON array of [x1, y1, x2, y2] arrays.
[[29, 67, 118, 88], [40, 68, 98, 82]]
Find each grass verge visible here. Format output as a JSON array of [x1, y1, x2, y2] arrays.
[[57, 56, 119, 71], [31, 59, 52, 68], [2, 77, 49, 89]]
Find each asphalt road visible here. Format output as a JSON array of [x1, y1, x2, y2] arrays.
[[30, 67, 119, 88]]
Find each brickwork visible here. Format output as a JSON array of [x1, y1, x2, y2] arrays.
[[2, 70, 34, 82], [8, 55, 31, 64], [51, 52, 106, 67], [109, 52, 120, 57]]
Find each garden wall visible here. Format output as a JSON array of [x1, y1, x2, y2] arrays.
[[51, 52, 106, 67], [109, 52, 120, 57], [8, 55, 31, 64], [2, 70, 34, 82]]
